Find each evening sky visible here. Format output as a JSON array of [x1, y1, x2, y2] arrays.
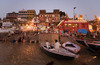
[[0, 0, 100, 20]]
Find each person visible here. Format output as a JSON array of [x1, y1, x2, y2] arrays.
[[93, 33, 96, 39], [45, 28, 48, 33], [54, 40, 61, 50], [26, 37, 30, 42], [12, 39, 16, 43], [46, 40, 50, 48], [18, 37, 22, 42]]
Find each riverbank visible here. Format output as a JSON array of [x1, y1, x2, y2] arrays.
[[0, 31, 100, 44], [0, 31, 39, 43]]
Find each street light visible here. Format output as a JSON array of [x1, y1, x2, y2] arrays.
[[73, 7, 76, 20]]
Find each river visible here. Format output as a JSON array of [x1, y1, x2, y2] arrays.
[[0, 42, 100, 65]]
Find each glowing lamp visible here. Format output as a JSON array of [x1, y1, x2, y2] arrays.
[[99, 17, 100, 20]]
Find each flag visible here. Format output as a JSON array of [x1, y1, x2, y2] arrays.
[[79, 14, 83, 19], [94, 15, 98, 20], [79, 14, 83, 18], [74, 7, 76, 9]]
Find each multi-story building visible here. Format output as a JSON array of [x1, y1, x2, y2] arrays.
[[93, 18, 100, 31], [6, 12, 18, 22], [18, 9, 27, 21], [18, 9, 36, 22], [39, 9, 60, 23], [58, 19, 89, 34], [27, 10, 36, 21]]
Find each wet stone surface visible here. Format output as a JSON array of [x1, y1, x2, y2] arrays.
[[0, 42, 100, 65]]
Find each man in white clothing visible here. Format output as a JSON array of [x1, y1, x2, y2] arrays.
[[54, 40, 61, 50]]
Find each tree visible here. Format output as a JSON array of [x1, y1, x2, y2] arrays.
[[89, 20, 97, 30], [92, 25, 97, 30], [0, 18, 1, 21], [88, 20, 95, 24], [60, 11, 65, 17]]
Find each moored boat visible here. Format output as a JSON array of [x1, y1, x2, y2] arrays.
[[62, 41, 81, 53], [40, 43, 79, 60], [87, 41, 100, 53], [76, 39, 87, 46]]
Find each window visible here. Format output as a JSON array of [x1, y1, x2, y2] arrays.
[[50, 15, 52, 17], [68, 24, 78, 28], [52, 15, 55, 17], [64, 24, 68, 27], [42, 15, 44, 17], [68, 24, 72, 27], [72, 24, 78, 28], [45, 15, 47, 17], [82, 24, 85, 28], [39, 15, 42, 17]]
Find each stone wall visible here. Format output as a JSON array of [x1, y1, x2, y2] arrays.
[[60, 36, 70, 44], [38, 33, 59, 44]]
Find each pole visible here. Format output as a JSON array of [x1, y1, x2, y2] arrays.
[[73, 8, 75, 20], [73, 7, 76, 20]]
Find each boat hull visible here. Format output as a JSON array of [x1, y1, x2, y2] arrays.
[[40, 47, 75, 60], [88, 44, 100, 53], [76, 40, 87, 46]]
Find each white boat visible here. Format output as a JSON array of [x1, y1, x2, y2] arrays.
[[40, 43, 79, 60], [62, 42, 81, 53]]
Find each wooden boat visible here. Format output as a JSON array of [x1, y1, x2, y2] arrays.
[[76, 39, 87, 46], [87, 41, 100, 53], [62, 42, 81, 53], [40, 43, 79, 60]]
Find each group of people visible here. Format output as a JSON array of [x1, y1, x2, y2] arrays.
[[46, 40, 61, 51], [12, 36, 30, 43]]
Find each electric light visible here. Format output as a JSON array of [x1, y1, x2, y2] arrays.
[[27, 26, 31, 29], [99, 17, 100, 20], [69, 24, 71, 25]]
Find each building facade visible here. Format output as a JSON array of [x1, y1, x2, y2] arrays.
[[18, 9, 27, 21], [58, 19, 89, 34], [18, 9, 36, 22], [27, 10, 36, 21], [39, 9, 60, 23], [94, 19, 100, 31], [6, 12, 18, 22]]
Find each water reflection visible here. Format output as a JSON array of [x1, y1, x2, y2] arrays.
[[0, 42, 100, 65]]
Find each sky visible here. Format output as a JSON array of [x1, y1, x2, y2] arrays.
[[0, 0, 100, 20]]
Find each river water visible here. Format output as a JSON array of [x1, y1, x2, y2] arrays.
[[0, 42, 100, 65]]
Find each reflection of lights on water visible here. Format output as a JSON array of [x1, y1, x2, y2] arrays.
[[22, 46, 33, 56], [87, 56, 97, 62], [88, 59, 92, 62], [93, 56, 97, 59]]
